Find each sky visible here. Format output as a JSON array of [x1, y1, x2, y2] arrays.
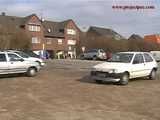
[[0, 0, 159, 38]]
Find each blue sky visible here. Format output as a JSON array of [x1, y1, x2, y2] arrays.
[[0, 0, 159, 38]]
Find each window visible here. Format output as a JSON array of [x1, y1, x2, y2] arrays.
[[58, 39, 63, 45], [0, 54, 6, 62], [68, 40, 76, 45], [8, 54, 21, 61], [108, 53, 133, 63], [67, 29, 76, 35], [144, 53, 153, 62], [15, 52, 29, 58], [68, 46, 72, 51], [29, 25, 41, 32], [133, 54, 144, 64], [32, 37, 40, 44]]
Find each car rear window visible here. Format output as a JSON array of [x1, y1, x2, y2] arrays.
[[0, 54, 7, 62], [144, 53, 153, 62]]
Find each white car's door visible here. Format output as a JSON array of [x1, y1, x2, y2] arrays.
[[130, 54, 146, 78], [0, 53, 9, 74], [143, 53, 155, 76], [7, 53, 27, 73]]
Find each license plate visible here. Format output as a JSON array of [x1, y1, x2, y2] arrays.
[[97, 73, 106, 77]]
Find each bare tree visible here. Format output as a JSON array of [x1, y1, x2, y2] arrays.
[[10, 29, 31, 50], [0, 25, 31, 50], [78, 32, 160, 54]]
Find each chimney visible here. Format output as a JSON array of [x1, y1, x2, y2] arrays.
[[2, 12, 6, 16]]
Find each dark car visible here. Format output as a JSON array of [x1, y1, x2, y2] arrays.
[[81, 49, 107, 60], [22, 50, 40, 58]]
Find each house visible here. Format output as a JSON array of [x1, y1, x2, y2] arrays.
[[0, 13, 44, 50], [0, 13, 80, 59], [128, 34, 144, 41], [80, 26, 126, 52], [42, 19, 80, 59], [144, 34, 160, 44], [87, 26, 125, 40]]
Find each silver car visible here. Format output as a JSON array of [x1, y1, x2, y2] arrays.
[[81, 49, 106, 60], [0, 51, 40, 77]]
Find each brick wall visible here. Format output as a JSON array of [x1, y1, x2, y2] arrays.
[[25, 15, 44, 50], [144, 35, 160, 44]]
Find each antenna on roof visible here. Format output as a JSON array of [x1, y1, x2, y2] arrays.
[[40, 10, 45, 22]]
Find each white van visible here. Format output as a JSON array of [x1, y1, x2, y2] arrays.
[[150, 51, 160, 62]]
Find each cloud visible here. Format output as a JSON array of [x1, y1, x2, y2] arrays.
[[0, 0, 159, 37]]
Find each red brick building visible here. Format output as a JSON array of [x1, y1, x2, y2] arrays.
[[0, 13, 80, 58], [42, 19, 80, 58], [144, 34, 160, 44]]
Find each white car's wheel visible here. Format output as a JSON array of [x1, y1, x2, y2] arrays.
[[149, 69, 157, 80], [27, 68, 37, 77], [119, 73, 129, 85]]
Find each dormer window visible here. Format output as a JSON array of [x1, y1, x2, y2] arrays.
[[48, 28, 51, 33]]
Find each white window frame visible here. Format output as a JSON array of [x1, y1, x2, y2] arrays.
[[67, 29, 76, 35], [58, 39, 63, 45], [29, 25, 41, 32], [32, 37, 40, 44], [68, 40, 76, 45]]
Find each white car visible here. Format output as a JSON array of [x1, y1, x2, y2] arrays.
[[91, 52, 158, 85], [0, 51, 40, 77], [8, 50, 45, 67]]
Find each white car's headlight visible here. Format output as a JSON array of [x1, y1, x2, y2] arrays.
[[108, 69, 118, 73]]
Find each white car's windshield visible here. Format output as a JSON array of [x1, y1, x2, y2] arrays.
[[15, 51, 30, 58], [107, 53, 134, 63]]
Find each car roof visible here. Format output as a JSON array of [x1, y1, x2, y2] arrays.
[[0, 51, 19, 54]]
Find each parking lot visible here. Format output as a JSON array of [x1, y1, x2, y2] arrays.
[[0, 59, 160, 120]]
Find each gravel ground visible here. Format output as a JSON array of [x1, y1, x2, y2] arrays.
[[0, 59, 159, 120]]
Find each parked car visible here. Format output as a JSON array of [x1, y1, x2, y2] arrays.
[[91, 52, 158, 85], [33, 50, 50, 59], [7, 50, 45, 67], [0, 51, 40, 77], [81, 49, 106, 60], [150, 51, 160, 62], [22, 50, 40, 58]]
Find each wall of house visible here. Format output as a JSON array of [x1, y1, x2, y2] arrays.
[[45, 37, 65, 51], [144, 35, 160, 44], [64, 20, 80, 58], [25, 15, 44, 50]]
